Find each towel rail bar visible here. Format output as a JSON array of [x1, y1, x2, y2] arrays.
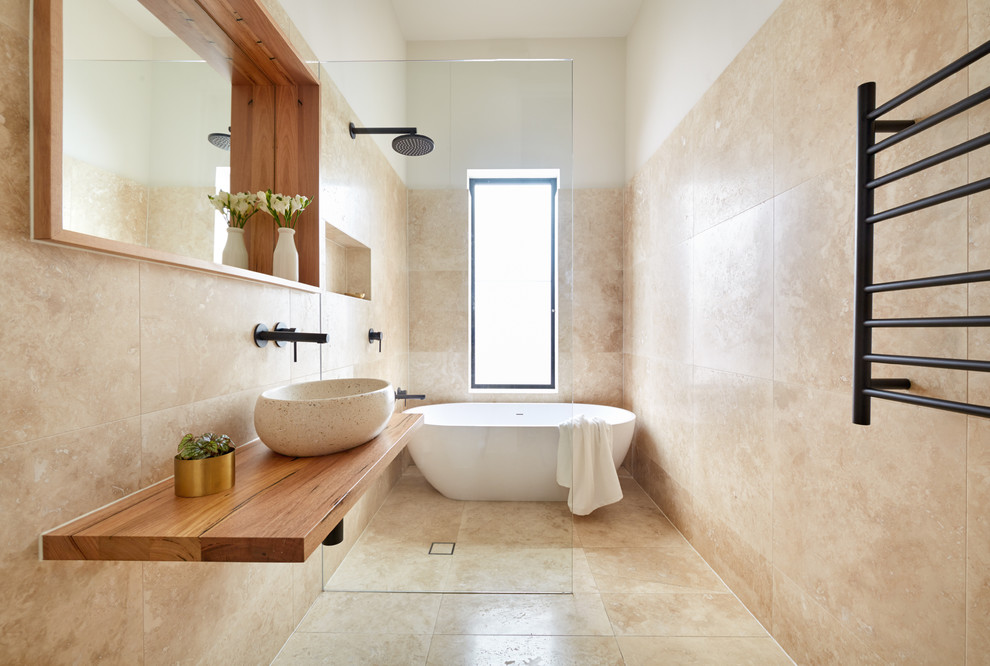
[[865, 269, 990, 293], [864, 354, 990, 373], [868, 39, 990, 119], [865, 177, 990, 224], [868, 85, 990, 155], [864, 316, 990, 328], [863, 389, 990, 419], [868, 131, 990, 189]]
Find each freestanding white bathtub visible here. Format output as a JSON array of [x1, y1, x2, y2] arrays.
[[404, 402, 636, 501]]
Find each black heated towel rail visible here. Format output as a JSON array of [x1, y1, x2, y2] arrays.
[[853, 38, 990, 425]]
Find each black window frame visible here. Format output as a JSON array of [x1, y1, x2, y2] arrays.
[[469, 176, 558, 391]]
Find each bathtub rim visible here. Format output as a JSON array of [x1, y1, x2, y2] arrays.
[[402, 402, 635, 429]]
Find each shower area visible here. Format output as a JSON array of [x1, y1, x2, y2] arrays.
[[316, 57, 589, 594]]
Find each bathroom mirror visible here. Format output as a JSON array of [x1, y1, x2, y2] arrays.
[[33, 0, 323, 289], [62, 0, 231, 262]]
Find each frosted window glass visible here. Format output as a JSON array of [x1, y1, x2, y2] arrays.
[[470, 178, 557, 389]]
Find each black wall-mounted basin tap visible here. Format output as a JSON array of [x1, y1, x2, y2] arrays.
[[254, 322, 328, 362], [395, 387, 426, 402]]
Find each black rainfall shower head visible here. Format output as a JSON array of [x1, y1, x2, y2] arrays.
[[208, 130, 230, 151], [349, 122, 435, 156], [392, 133, 434, 157]]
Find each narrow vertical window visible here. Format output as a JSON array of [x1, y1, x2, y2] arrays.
[[470, 174, 557, 390]]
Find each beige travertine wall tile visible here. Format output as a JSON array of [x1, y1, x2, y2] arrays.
[[0, 22, 29, 240], [326, 239, 348, 293], [692, 201, 773, 379], [292, 543, 324, 627], [573, 351, 622, 407], [771, 0, 968, 194], [692, 368, 773, 559], [624, 158, 656, 270], [139, 388, 261, 487], [142, 561, 295, 665], [691, 503, 774, 628], [773, 383, 966, 663], [0, 0, 28, 34], [573, 269, 622, 352], [691, 27, 773, 232], [0, 242, 141, 446], [773, 161, 855, 392], [574, 188, 623, 272], [1, 419, 141, 561], [641, 239, 692, 363], [771, 569, 885, 665], [0, 560, 144, 665], [409, 270, 468, 353], [408, 189, 469, 271], [290, 289, 324, 379], [968, 418, 990, 660], [139, 262, 291, 412]]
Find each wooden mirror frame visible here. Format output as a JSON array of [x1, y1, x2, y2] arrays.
[[32, 0, 322, 290]]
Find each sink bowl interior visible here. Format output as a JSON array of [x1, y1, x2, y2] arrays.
[[254, 378, 395, 457]]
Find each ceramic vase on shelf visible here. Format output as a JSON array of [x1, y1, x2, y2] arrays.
[[272, 227, 299, 281], [221, 226, 249, 269]]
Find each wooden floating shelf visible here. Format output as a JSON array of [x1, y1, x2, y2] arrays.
[[41, 413, 423, 563]]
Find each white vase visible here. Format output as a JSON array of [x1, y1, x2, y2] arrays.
[[272, 227, 299, 281], [221, 227, 249, 269]]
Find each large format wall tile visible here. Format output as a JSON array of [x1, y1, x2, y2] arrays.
[[139, 262, 290, 412], [0, 560, 144, 665], [0, 242, 141, 446], [773, 383, 966, 663], [771, 0, 968, 194], [0, 418, 142, 561], [773, 162, 855, 393], [692, 202, 773, 379], [691, 368, 773, 623], [691, 27, 773, 232], [143, 562, 295, 665], [771, 568, 884, 665], [968, 419, 990, 661], [0, 20, 31, 238]]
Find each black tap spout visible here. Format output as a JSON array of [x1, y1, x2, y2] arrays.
[[253, 323, 328, 362], [256, 328, 329, 344], [395, 387, 427, 401]]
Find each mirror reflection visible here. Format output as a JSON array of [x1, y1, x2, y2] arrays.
[[62, 0, 231, 263]]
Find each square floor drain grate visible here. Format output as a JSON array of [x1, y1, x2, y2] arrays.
[[429, 542, 455, 555]]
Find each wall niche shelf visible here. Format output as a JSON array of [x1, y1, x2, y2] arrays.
[[40, 413, 422, 563], [326, 223, 372, 300]]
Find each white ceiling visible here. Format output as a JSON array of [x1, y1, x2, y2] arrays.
[[389, 0, 645, 41]]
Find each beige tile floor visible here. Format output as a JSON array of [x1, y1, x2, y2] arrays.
[[273, 467, 794, 665]]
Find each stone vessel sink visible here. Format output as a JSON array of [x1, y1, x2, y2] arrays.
[[254, 378, 395, 457]]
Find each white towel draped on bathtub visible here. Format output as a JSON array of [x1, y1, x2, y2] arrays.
[[556, 415, 623, 515]]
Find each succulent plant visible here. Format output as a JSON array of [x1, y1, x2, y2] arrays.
[[177, 432, 234, 460]]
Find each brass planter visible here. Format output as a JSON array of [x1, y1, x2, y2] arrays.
[[174, 450, 235, 497]]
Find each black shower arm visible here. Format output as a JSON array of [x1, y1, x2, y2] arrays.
[[349, 123, 417, 138]]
